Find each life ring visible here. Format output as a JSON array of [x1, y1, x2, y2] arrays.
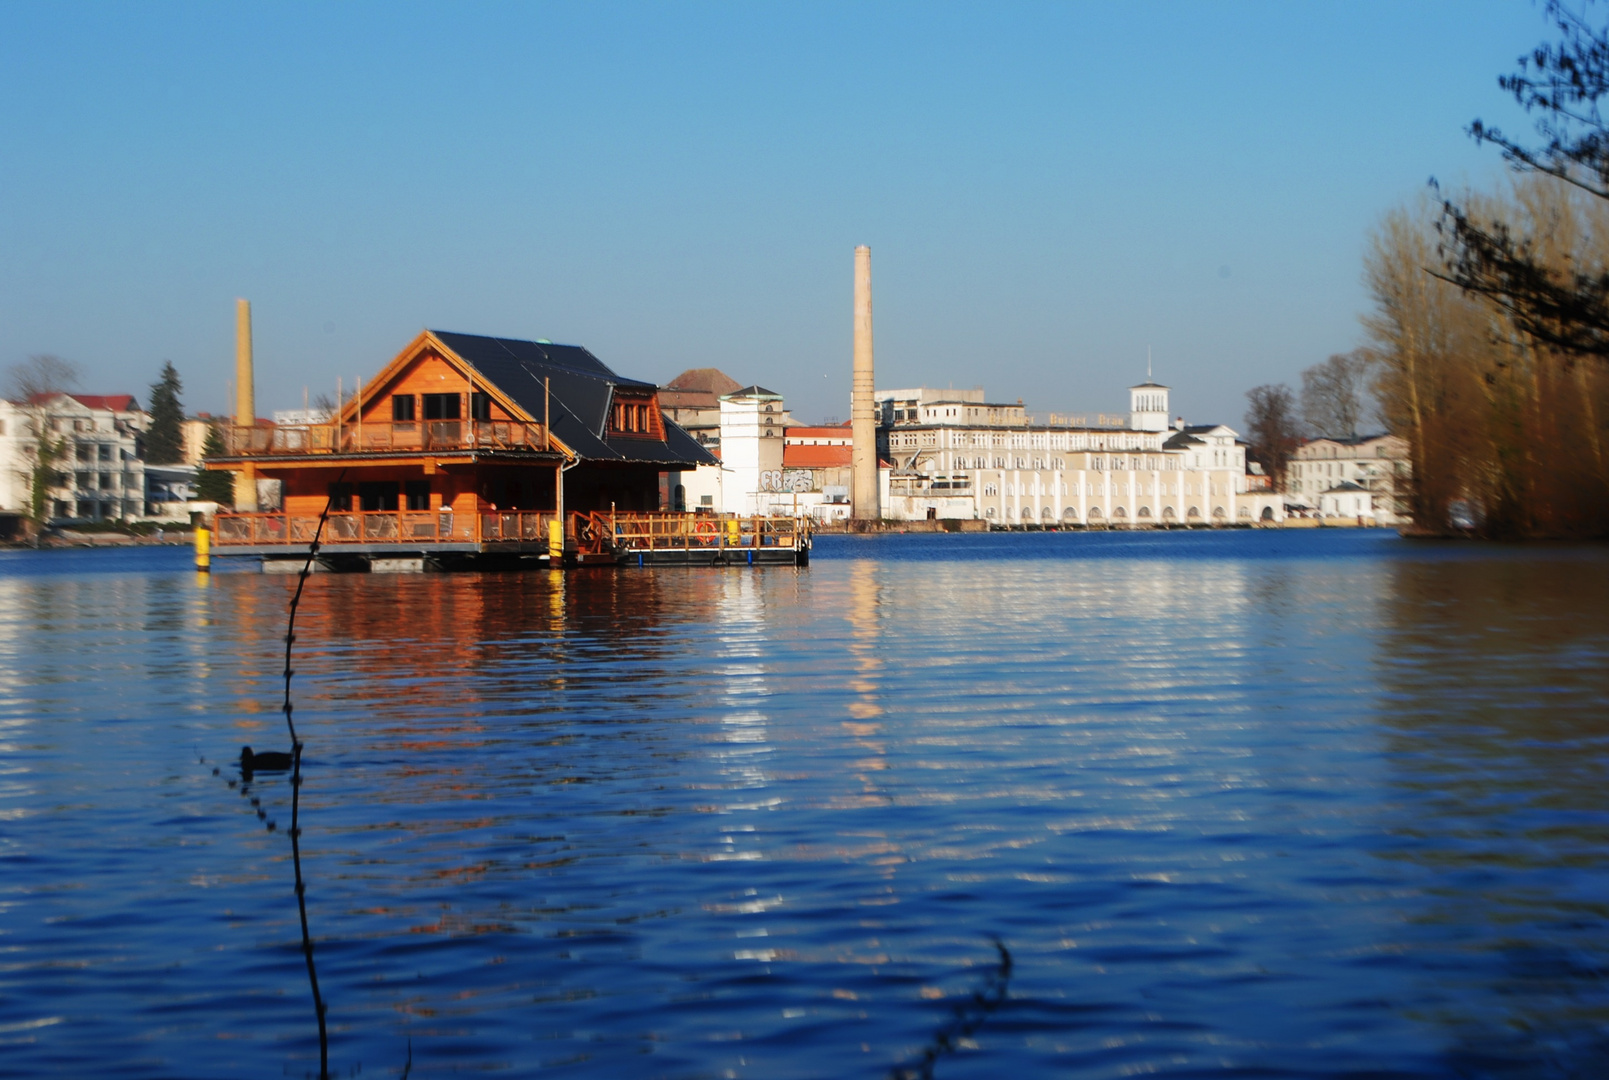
[[695, 519, 717, 539]]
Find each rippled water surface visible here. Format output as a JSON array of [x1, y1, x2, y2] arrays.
[[2, 531, 1608, 1078]]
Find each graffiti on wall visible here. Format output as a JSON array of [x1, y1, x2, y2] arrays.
[[759, 470, 815, 493]]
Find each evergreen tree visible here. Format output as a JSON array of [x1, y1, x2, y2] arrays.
[[193, 424, 235, 506], [145, 362, 184, 464]]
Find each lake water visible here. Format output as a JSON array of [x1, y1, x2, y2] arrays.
[[1, 530, 1607, 1079]]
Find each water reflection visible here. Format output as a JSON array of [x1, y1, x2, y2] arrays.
[[841, 560, 890, 811], [5, 538, 1609, 1078], [1376, 553, 1609, 1071]]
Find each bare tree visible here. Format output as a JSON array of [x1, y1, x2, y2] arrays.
[[1440, 2, 1609, 363], [5, 356, 79, 530], [1300, 351, 1370, 438], [1368, 185, 1609, 537], [1243, 384, 1301, 492], [5, 354, 80, 402]]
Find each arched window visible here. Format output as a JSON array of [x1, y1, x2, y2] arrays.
[[1137, 506, 1152, 518]]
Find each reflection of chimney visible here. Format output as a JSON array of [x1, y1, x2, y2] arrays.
[[234, 298, 258, 511], [851, 246, 879, 520]]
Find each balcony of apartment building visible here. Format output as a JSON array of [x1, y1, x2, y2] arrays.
[[889, 472, 973, 496]]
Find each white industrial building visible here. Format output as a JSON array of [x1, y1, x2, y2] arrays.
[[679, 377, 1284, 527], [875, 379, 1280, 525]]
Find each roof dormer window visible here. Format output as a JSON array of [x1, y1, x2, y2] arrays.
[[610, 396, 660, 437]]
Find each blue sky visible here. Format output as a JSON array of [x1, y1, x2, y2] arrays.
[[0, 1, 1545, 426]]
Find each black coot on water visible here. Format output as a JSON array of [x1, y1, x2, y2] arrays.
[[240, 746, 295, 774]]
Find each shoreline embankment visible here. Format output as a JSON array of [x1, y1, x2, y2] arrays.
[[2, 528, 195, 550]]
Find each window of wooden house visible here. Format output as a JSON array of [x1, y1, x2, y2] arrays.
[[404, 481, 431, 511], [423, 393, 461, 421], [608, 399, 646, 434], [358, 481, 399, 512], [607, 397, 660, 435], [470, 393, 492, 422], [392, 395, 416, 421], [328, 483, 353, 511]]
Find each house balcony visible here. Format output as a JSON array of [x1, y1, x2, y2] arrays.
[[220, 420, 550, 458], [211, 508, 812, 566], [213, 508, 560, 557]]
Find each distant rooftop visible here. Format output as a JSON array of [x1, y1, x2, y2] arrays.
[[666, 368, 743, 396], [722, 385, 782, 400]]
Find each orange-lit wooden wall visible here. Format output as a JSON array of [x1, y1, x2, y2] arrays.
[[257, 342, 558, 519], [261, 464, 560, 518], [353, 346, 523, 428]]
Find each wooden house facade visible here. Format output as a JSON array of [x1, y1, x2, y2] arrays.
[[207, 330, 722, 567]]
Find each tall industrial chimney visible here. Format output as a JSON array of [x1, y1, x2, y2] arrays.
[[851, 245, 879, 521], [233, 298, 258, 511]]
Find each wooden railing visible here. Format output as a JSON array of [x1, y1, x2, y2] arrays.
[[479, 511, 558, 544], [215, 510, 478, 546], [212, 509, 809, 555], [579, 511, 810, 553], [222, 420, 548, 456]]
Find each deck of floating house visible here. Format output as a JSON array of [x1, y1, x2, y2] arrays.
[[205, 330, 809, 570]]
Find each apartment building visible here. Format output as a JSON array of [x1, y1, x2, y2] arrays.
[[1288, 434, 1410, 524]]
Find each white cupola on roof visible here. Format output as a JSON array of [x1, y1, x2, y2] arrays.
[[1128, 379, 1170, 432]]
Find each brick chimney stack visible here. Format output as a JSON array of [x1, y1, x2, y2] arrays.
[[851, 246, 879, 521]]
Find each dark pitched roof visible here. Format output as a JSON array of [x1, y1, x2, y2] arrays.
[[431, 330, 716, 468], [1163, 431, 1206, 449], [724, 385, 782, 398], [1310, 432, 1393, 446]]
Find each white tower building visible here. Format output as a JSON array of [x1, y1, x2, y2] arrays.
[[718, 386, 785, 515], [1129, 380, 1170, 433]]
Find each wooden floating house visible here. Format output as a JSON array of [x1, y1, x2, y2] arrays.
[[206, 330, 810, 569]]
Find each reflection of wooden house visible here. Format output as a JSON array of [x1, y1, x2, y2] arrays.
[[207, 330, 723, 568]]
